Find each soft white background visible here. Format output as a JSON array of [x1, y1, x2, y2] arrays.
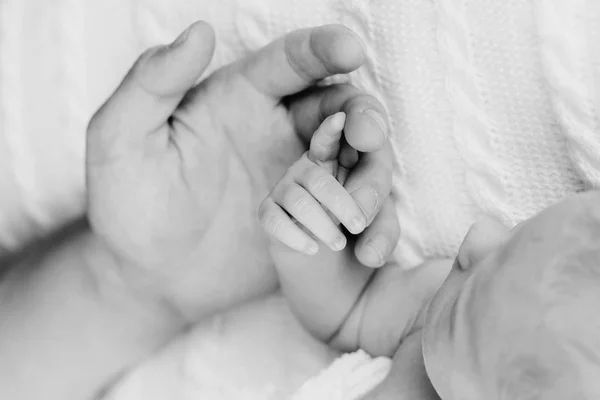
[[2, 0, 598, 397]]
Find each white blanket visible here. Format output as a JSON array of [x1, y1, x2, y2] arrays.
[[2, 0, 600, 398], [102, 295, 391, 400]]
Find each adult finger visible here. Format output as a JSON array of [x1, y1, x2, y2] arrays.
[[354, 198, 399, 268], [344, 145, 394, 228], [236, 24, 365, 99], [87, 21, 215, 159], [287, 83, 389, 153]]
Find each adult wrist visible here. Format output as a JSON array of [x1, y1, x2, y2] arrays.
[[82, 224, 188, 329]]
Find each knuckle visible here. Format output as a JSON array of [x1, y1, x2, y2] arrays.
[[293, 196, 313, 214], [258, 202, 282, 236], [284, 186, 313, 214], [309, 141, 327, 158], [305, 167, 335, 192], [284, 31, 317, 83], [265, 215, 283, 237]]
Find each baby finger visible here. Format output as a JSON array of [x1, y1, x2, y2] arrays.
[[296, 166, 367, 235], [275, 184, 347, 252], [308, 112, 345, 167], [258, 198, 319, 255]]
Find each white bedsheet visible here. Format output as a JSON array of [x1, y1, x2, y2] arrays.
[[102, 295, 390, 400], [2, 0, 596, 397]]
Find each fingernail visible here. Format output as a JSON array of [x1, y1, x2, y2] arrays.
[[348, 215, 367, 234], [362, 109, 388, 139], [351, 187, 379, 222], [332, 235, 347, 251], [306, 242, 319, 255], [171, 26, 192, 48], [363, 235, 390, 267]]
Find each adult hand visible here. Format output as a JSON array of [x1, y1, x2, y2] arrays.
[[86, 21, 396, 319]]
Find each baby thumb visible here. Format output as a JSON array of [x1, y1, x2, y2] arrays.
[[88, 21, 215, 156]]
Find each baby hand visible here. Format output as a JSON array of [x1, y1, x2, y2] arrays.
[[259, 112, 368, 254]]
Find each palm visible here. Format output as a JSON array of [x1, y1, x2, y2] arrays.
[[168, 76, 306, 272], [87, 22, 393, 318], [88, 73, 311, 315]]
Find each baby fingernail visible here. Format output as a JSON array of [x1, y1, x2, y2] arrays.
[[348, 215, 367, 234], [306, 242, 319, 255], [332, 235, 347, 251], [363, 235, 390, 267], [362, 109, 388, 139], [351, 187, 379, 222]]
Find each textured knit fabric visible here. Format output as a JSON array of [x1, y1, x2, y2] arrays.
[[291, 351, 391, 400], [1, 0, 599, 398], [0, 0, 594, 268]]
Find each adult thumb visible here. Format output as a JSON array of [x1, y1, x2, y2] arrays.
[[88, 21, 215, 155]]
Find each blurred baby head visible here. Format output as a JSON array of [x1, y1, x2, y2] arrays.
[[423, 191, 600, 400]]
